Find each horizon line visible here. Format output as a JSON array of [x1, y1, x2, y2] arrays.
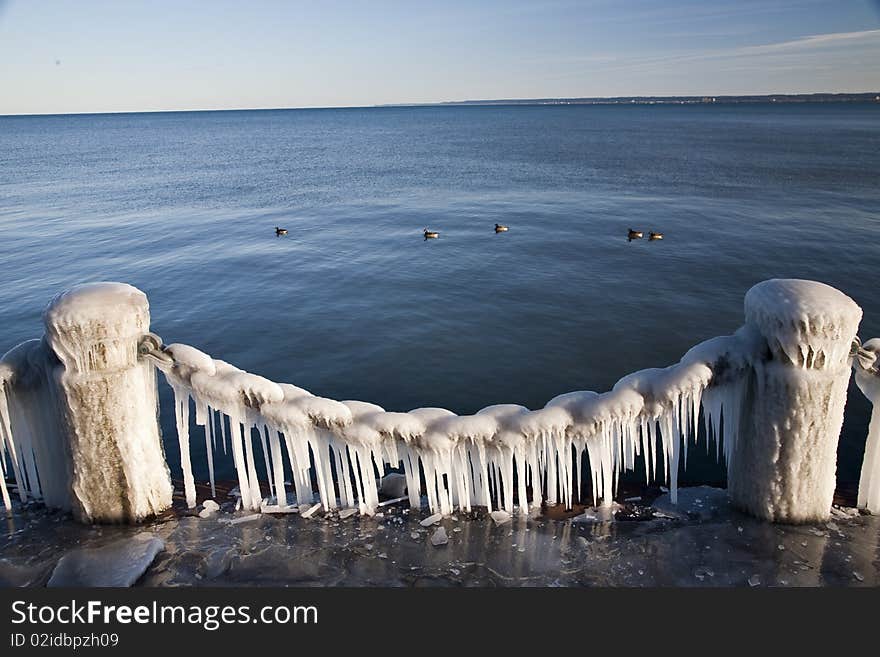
[[2, 90, 878, 118]]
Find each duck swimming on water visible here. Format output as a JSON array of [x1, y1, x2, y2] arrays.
[[649, 231, 663, 240], [495, 223, 509, 232], [424, 228, 439, 239], [275, 227, 288, 236], [627, 228, 644, 240]]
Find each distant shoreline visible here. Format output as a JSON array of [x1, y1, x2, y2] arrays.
[[388, 92, 880, 107], [3, 92, 878, 118]]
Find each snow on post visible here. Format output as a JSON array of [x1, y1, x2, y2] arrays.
[[42, 283, 173, 523], [730, 279, 862, 523]]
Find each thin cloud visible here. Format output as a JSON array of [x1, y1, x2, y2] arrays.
[[736, 29, 880, 55], [566, 29, 880, 76]]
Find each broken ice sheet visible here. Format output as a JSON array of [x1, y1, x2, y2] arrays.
[[47, 534, 164, 587]]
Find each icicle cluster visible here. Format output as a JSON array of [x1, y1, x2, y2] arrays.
[[744, 278, 862, 371], [153, 333, 753, 517], [854, 338, 880, 514], [0, 339, 70, 515]]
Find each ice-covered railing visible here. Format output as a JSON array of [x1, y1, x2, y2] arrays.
[[1, 279, 878, 524], [150, 331, 747, 520]]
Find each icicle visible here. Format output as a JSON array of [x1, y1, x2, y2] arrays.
[[545, 437, 557, 505], [351, 447, 367, 514], [0, 379, 19, 510], [321, 436, 340, 511], [242, 424, 263, 510], [855, 340, 880, 514], [260, 425, 274, 499], [279, 429, 303, 504], [0, 392, 11, 513], [401, 445, 421, 508], [171, 386, 197, 508], [267, 426, 286, 506], [219, 411, 228, 455], [226, 412, 254, 511], [515, 448, 529, 515], [333, 443, 354, 508], [857, 404, 880, 513], [205, 407, 216, 498], [309, 432, 332, 511]]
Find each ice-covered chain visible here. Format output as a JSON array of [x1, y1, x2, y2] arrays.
[[852, 337, 880, 377], [140, 330, 753, 518]]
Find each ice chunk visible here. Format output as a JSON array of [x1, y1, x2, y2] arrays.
[[420, 512, 442, 527], [430, 526, 448, 546], [259, 503, 298, 514], [489, 510, 511, 525], [47, 534, 164, 587], [571, 511, 599, 523], [378, 496, 407, 507], [300, 503, 322, 519], [198, 499, 220, 518], [228, 513, 261, 525]]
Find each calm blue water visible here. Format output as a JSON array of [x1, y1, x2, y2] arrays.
[[1, 104, 879, 489]]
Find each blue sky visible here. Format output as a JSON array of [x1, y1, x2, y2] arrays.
[[1, 0, 878, 114]]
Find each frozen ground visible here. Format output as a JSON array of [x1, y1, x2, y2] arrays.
[[0, 484, 876, 587]]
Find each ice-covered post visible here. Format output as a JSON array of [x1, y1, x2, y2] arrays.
[[729, 279, 862, 523], [43, 283, 173, 523]]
